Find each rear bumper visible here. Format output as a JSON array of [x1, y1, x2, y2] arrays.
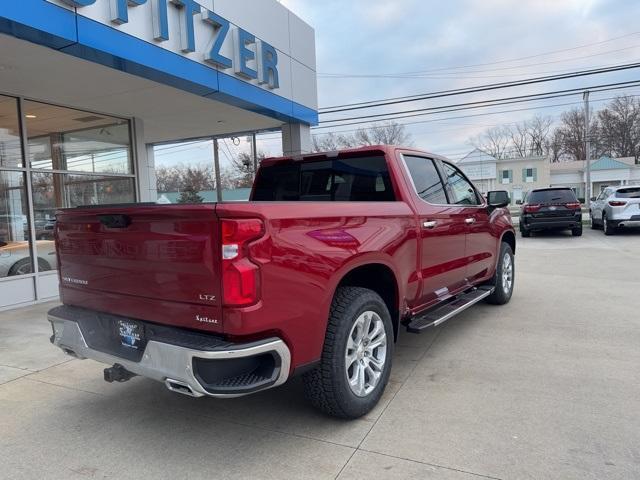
[[608, 213, 640, 227], [48, 306, 290, 398], [521, 215, 581, 231]]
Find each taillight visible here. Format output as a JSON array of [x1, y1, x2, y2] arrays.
[[220, 219, 264, 306], [565, 202, 581, 210], [608, 200, 627, 207], [524, 204, 541, 213]]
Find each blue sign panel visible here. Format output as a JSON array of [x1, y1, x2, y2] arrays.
[[0, 0, 318, 125]]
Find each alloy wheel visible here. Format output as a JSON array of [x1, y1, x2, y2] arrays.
[[502, 252, 513, 295], [345, 311, 387, 397]]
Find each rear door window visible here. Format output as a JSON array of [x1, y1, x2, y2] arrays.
[[252, 155, 395, 201], [527, 189, 577, 203], [403, 155, 448, 204]]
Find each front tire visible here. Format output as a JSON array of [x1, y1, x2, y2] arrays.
[[486, 242, 515, 305], [303, 286, 393, 419]]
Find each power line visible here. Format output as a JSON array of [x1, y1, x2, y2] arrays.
[[315, 82, 640, 130], [318, 30, 640, 77], [319, 45, 640, 79], [319, 62, 640, 113], [319, 82, 638, 125], [313, 93, 640, 134]]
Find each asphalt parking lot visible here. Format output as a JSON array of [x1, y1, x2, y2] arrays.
[[1, 228, 639, 480]]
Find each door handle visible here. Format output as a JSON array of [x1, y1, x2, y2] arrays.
[[465, 217, 476, 224], [422, 220, 437, 229]]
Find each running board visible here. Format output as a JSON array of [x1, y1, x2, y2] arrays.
[[405, 286, 494, 333]]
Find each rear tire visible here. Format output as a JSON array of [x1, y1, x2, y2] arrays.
[[303, 286, 393, 419], [520, 227, 530, 238], [572, 226, 583, 237], [486, 242, 515, 305], [603, 213, 615, 236]]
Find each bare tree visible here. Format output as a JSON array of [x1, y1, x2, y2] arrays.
[[472, 116, 553, 159], [596, 95, 640, 160], [509, 123, 530, 158], [225, 151, 269, 188], [471, 126, 511, 159], [528, 116, 553, 156], [311, 132, 357, 152], [155, 164, 217, 193], [312, 122, 412, 152], [554, 108, 600, 161], [353, 122, 413, 146], [547, 129, 564, 163]]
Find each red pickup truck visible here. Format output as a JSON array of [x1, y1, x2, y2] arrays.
[[48, 145, 515, 418]]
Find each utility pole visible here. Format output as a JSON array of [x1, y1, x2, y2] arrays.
[[251, 132, 258, 177], [213, 138, 223, 202], [583, 91, 591, 202]]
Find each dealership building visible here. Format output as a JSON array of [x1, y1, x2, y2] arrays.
[[458, 149, 640, 203], [0, 0, 318, 309]]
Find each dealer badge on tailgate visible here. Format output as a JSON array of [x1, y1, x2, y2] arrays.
[[118, 320, 143, 350]]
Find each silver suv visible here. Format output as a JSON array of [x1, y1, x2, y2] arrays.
[[590, 186, 640, 235]]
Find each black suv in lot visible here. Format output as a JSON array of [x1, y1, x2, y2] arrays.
[[519, 187, 583, 237]]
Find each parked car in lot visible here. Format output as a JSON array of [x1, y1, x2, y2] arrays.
[[0, 240, 57, 276], [589, 185, 640, 235], [48, 145, 516, 419], [519, 187, 583, 237]]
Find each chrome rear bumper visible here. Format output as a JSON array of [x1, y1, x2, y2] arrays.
[[48, 309, 290, 398]]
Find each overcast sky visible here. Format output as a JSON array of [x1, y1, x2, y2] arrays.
[[158, 0, 640, 170], [282, 0, 640, 157]]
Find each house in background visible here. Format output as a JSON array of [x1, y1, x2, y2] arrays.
[[456, 149, 549, 204], [457, 149, 640, 203], [550, 156, 640, 200]]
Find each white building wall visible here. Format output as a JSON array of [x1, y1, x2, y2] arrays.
[[46, 0, 318, 111]]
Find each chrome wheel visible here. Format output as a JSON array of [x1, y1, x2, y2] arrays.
[[345, 311, 387, 397], [501, 252, 513, 295]]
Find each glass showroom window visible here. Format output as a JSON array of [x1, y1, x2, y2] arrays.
[[0, 95, 33, 278], [24, 100, 135, 273], [0, 171, 33, 277]]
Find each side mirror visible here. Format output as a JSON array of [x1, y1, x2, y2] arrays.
[[487, 190, 510, 208], [590, 196, 597, 202]]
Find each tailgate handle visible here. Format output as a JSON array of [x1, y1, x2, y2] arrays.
[[98, 214, 131, 229]]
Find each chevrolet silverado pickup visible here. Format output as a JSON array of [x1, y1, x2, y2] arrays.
[[48, 145, 516, 419]]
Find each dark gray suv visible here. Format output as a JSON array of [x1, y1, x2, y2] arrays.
[[519, 187, 583, 237]]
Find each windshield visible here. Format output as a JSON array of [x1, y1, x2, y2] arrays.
[[526, 189, 577, 204]]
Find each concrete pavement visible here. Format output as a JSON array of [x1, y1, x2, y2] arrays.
[[1, 228, 639, 479]]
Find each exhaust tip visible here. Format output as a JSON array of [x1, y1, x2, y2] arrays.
[[165, 379, 199, 397]]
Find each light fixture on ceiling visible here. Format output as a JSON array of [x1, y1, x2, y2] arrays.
[[25, 114, 37, 119]]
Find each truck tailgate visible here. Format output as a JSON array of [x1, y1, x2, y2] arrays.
[[56, 204, 223, 332]]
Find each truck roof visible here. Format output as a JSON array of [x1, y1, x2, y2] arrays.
[[259, 145, 445, 167]]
